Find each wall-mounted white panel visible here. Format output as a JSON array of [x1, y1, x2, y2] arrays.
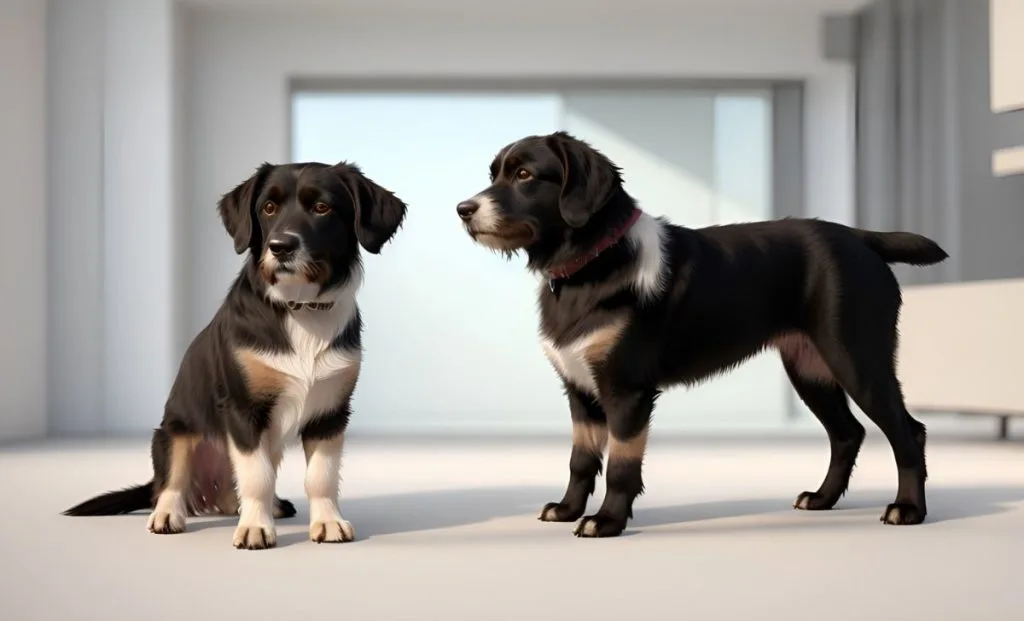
[[990, 0, 1024, 113]]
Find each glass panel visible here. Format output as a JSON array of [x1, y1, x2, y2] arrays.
[[293, 91, 566, 433]]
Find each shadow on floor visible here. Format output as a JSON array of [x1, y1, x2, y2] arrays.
[[630, 484, 1024, 534], [129, 485, 566, 545], [59, 483, 1024, 546], [295, 485, 564, 541]]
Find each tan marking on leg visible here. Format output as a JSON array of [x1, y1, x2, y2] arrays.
[[304, 434, 354, 543], [147, 434, 199, 534], [608, 425, 650, 462], [572, 421, 608, 455], [234, 348, 289, 398], [773, 332, 835, 384], [582, 317, 629, 366]]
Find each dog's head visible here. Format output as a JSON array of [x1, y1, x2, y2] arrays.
[[456, 131, 625, 269], [218, 161, 407, 303]]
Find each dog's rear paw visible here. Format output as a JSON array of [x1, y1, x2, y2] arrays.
[[793, 491, 837, 511], [880, 503, 925, 525], [539, 501, 584, 523], [573, 514, 626, 538], [310, 519, 355, 544], [233, 525, 277, 550], [274, 497, 296, 519], [147, 510, 186, 534]]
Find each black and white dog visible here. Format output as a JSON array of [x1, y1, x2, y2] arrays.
[[456, 131, 948, 538], [64, 161, 407, 550]]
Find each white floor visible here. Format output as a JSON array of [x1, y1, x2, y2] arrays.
[[2, 435, 1023, 621]]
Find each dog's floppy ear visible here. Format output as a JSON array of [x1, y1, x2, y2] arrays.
[[217, 162, 274, 255], [333, 162, 408, 254], [545, 131, 621, 228]]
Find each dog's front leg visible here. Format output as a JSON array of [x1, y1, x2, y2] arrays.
[[573, 386, 654, 538], [302, 429, 355, 544], [540, 384, 607, 523], [227, 436, 278, 550]]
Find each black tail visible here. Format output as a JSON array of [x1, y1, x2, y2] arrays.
[[62, 481, 154, 516], [858, 230, 949, 266]]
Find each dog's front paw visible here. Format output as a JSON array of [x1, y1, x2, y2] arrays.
[[573, 513, 626, 538], [538, 501, 584, 522], [880, 502, 925, 525], [310, 519, 355, 544], [233, 525, 277, 550], [147, 510, 185, 535], [793, 491, 837, 511]]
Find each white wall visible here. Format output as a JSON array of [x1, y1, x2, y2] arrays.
[[102, 0, 178, 435], [0, 0, 47, 442], [181, 5, 855, 435], [47, 0, 105, 435], [47, 0, 180, 436]]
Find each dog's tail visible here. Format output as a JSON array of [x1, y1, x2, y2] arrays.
[[62, 481, 154, 516], [856, 230, 949, 266]]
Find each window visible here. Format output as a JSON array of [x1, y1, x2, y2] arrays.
[[292, 86, 789, 434]]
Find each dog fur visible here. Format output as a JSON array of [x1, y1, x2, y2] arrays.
[[63, 161, 407, 549], [457, 131, 948, 538]]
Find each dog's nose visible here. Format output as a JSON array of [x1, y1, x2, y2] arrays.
[[457, 200, 480, 221], [267, 234, 300, 257]]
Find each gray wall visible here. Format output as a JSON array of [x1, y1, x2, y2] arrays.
[[0, 0, 48, 443], [855, 0, 1024, 285], [955, 0, 1024, 282]]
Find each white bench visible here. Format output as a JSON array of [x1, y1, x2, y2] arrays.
[[896, 277, 1024, 439]]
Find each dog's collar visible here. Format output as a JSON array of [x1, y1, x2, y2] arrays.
[[546, 208, 643, 288], [283, 300, 335, 312]]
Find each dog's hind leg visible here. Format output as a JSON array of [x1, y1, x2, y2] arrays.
[[539, 385, 608, 523], [777, 334, 865, 511], [147, 430, 197, 534], [817, 336, 928, 525]]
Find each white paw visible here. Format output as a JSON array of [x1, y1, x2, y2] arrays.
[[147, 490, 186, 534], [233, 499, 277, 550], [307, 497, 354, 544], [310, 519, 355, 543], [147, 510, 185, 534], [232, 524, 277, 549]]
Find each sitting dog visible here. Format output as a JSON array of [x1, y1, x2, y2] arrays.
[[456, 131, 948, 538], [64, 160, 407, 549]]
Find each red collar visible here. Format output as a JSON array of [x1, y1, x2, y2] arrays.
[[546, 208, 643, 281]]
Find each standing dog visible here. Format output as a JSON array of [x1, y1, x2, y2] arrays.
[[456, 131, 948, 538], [64, 161, 407, 549]]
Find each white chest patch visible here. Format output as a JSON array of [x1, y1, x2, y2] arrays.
[[242, 288, 362, 451], [541, 335, 601, 396], [540, 320, 626, 398]]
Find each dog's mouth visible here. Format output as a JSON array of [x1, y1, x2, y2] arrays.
[[259, 257, 332, 286], [465, 222, 536, 251]]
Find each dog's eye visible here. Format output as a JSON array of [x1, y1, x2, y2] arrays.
[[262, 201, 277, 216], [515, 168, 533, 181], [312, 202, 331, 215]]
